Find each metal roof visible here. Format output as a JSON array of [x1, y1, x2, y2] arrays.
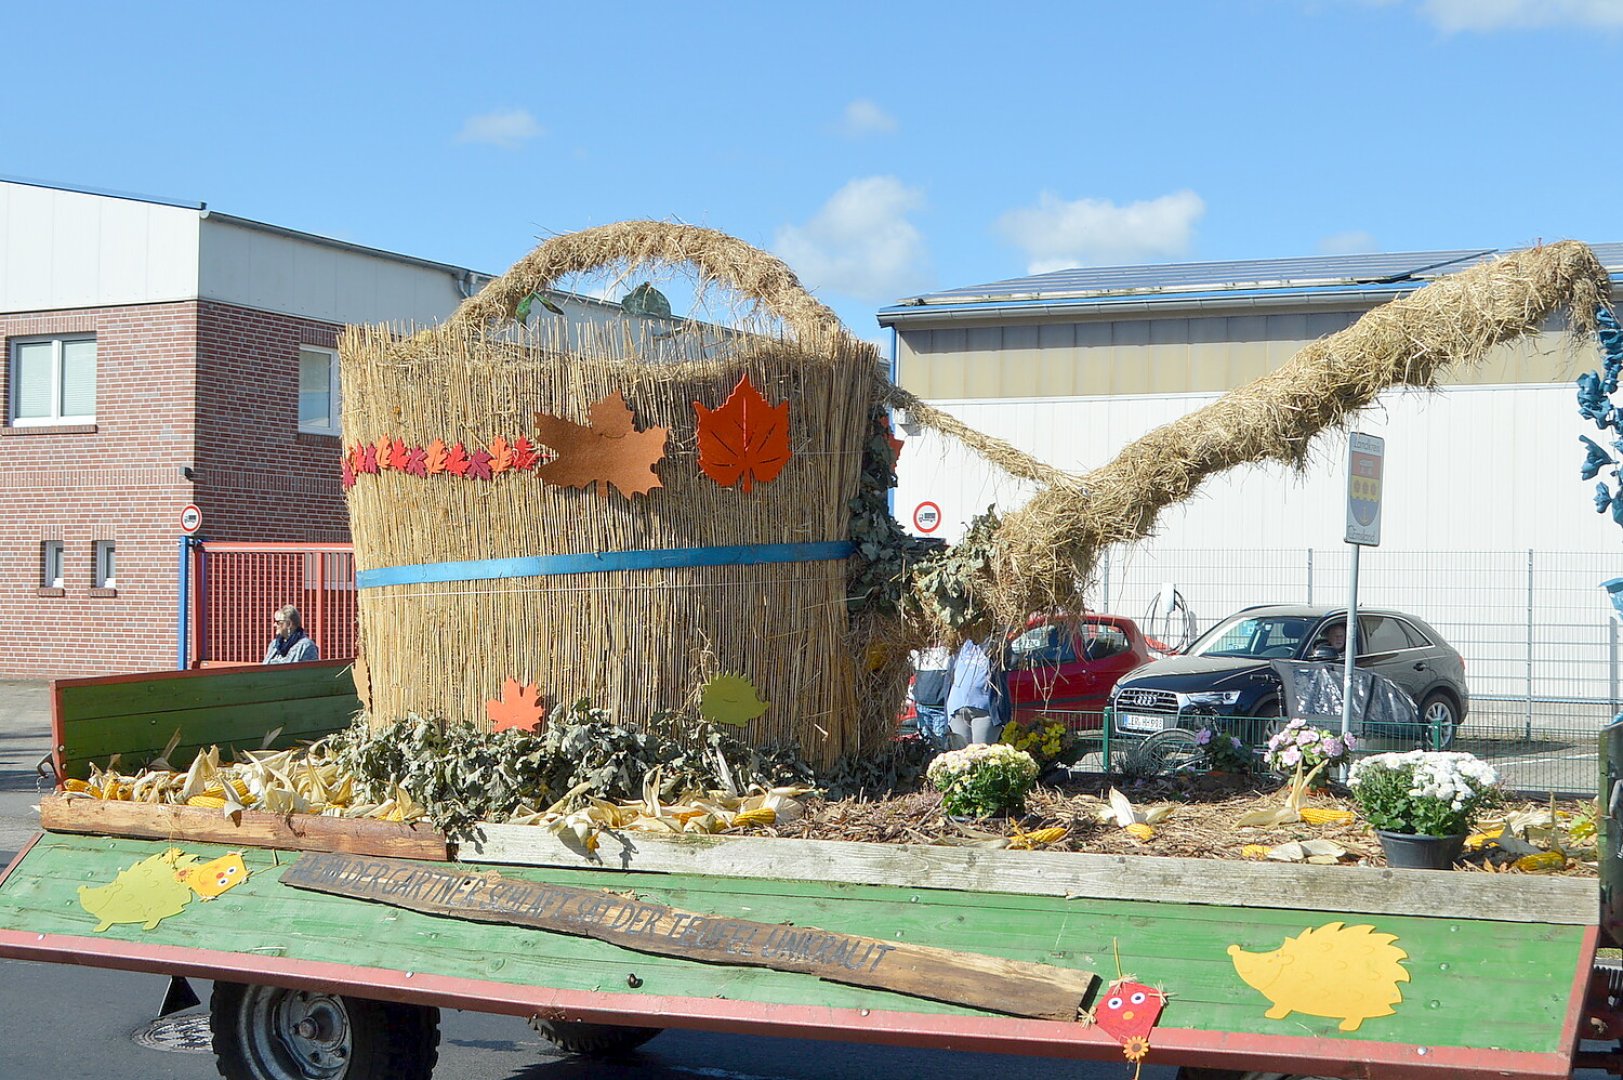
[[878, 243, 1623, 325]]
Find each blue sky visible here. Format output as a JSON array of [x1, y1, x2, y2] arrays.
[[6, 0, 1623, 338]]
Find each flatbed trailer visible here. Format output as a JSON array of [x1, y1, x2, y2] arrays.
[[2, 665, 1619, 1080]]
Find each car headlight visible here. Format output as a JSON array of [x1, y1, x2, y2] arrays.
[[1183, 690, 1242, 707]]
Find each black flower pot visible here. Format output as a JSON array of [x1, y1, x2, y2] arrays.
[[1375, 829, 1466, 869]]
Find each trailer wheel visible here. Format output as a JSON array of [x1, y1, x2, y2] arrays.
[[529, 1016, 663, 1055], [211, 981, 439, 1080]]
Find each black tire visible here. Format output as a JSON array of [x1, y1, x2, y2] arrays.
[[1418, 691, 1459, 750], [211, 981, 439, 1080], [529, 1017, 663, 1055]]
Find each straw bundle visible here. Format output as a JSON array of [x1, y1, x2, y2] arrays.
[[904, 240, 1613, 630], [342, 223, 890, 767]]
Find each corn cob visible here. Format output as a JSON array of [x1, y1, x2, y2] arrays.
[[1299, 808, 1355, 826], [186, 795, 228, 809], [1124, 823, 1155, 840], [62, 778, 93, 794], [730, 807, 777, 828], [1513, 851, 1566, 872], [1241, 844, 1270, 859]]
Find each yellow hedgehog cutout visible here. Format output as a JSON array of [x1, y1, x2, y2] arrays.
[[1227, 921, 1409, 1032], [77, 849, 250, 932]]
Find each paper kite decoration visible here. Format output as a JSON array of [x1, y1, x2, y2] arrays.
[[699, 673, 770, 727], [694, 374, 791, 492], [1228, 921, 1408, 1032], [1090, 978, 1166, 1064], [78, 849, 249, 932], [487, 677, 547, 734], [533, 392, 668, 498]]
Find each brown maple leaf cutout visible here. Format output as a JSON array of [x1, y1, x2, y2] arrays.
[[694, 374, 792, 492], [533, 392, 668, 498], [486, 677, 546, 733]]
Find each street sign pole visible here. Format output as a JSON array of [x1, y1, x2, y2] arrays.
[[1343, 433, 1385, 745]]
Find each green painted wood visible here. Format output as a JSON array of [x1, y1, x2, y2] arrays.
[[56, 665, 359, 779], [0, 833, 1589, 1053], [59, 664, 357, 720]]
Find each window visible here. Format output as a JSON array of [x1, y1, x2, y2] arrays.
[[1360, 615, 1414, 655], [94, 541, 116, 589], [299, 347, 341, 435], [41, 541, 63, 589], [11, 336, 95, 425]]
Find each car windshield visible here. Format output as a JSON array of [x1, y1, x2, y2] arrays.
[[1190, 614, 1315, 659]]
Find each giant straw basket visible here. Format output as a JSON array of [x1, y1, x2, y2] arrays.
[[340, 223, 883, 766]]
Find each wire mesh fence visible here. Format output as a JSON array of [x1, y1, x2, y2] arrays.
[[1083, 546, 1619, 796]]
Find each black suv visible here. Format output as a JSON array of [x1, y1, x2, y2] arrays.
[[1108, 604, 1469, 741]]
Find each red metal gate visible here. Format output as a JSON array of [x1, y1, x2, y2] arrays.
[[190, 542, 357, 666]]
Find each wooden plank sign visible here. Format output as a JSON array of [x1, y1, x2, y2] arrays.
[[281, 852, 1098, 1022]]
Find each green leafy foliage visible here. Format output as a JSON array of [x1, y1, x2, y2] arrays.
[[909, 508, 1002, 631], [333, 701, 814, 841], [846, 406, 941, 617]]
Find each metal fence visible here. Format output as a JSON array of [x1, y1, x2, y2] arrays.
[[1076, 545, 1621, 797], [189, 542, 358, 666]]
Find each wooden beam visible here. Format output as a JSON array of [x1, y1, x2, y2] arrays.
[[39, 796, 448, 861], [281, 852, 1097, 1022], [463, 823, 1598, 925]]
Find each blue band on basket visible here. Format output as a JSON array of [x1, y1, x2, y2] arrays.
[[356, 540, 856, 589]]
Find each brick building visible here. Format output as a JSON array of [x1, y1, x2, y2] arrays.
[[0, 178, 513, 677]]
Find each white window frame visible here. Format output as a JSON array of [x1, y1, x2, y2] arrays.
[[41, 541, 63, 589], [298, 346, 341, 436], [94, 540, 116, 589], [10, 335, 96, 426]]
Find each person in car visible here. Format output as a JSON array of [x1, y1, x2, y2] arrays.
[[263, 605, 321, 664], [1316, 621, 1347, 659], [944, 636, 1010, 748]]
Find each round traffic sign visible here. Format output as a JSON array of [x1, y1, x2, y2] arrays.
[[180, 504, 203, 535], [912, 501, 941, 534]]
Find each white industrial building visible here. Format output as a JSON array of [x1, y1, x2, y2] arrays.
[[878, 246, 1623, 722]]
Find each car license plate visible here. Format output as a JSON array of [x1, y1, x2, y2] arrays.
[[1118, 712, 1168, 733]]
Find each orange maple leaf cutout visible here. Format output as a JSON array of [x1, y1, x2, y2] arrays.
[[424, 438, 448, 475], [375, 435, 395, 471], [487, 436, 513, 476], [486, 677, 546, 733], [694, 374, 791, 492], [532, 391, 668, 498]]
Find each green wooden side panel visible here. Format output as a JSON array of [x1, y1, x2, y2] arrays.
[[0, 833, 1589, 1054], [56, 664, 359, 779]]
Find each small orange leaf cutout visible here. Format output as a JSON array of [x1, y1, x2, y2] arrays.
[[694, 374, 791, 492], [487, 436, 513, 476], [486, 678, 546, 733], [424, 438, 448, 475], [375, 435, 394, 471], [533, 391, 668, 498]]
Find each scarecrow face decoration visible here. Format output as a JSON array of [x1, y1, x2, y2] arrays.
[[1091, 979, 1166, 1063]]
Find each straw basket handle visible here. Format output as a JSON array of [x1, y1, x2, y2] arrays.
[[447, 221, 847, 340]]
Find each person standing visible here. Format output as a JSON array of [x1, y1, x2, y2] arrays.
[[908, 644, 953, 750], [944, 635, 1009, 748], [263, 605, 321, 664]]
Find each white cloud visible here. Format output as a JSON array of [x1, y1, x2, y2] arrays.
[[1317, 230, 1380, 255], [455, 108, 543, 149], [996, 190, 1206, 273], [837, 99, 898, 137], [774, 177, 930, 302], [1420, 0, 1623, 31]]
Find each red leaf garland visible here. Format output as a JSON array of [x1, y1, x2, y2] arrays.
[[403, 445, 427, 477], [388, 437, 410, 472], [468, 447, 493, 481], [487, 436, 513, 476], [341, 457, 356, 489], [424, 439, 448, 475], [358, 444, 379, 474], [512, 436, 539, 471], [445, 442, 471, 476]]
